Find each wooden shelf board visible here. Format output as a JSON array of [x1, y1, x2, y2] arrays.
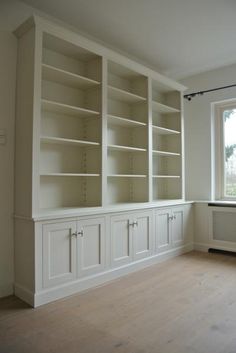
[[108, 174, 147, 178], [107, 114, 146, 127], [108, 144, 147, 152], [152, 150, 180, 156], [42, 64, 100, 89], [40, 173, 100, 177], [41, 136, 100, 147], [152, 101, 180, 114], [42, 99, 100, 118], [152, 175, 181, 178], [152, 125, 180, 135], [108, 85, 146, 103]]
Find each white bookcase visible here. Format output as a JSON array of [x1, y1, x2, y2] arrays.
[[14, 16, 185, 217], [13, 17, 193, 308]]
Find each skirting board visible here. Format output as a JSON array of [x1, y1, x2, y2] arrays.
[[194, 242, 236, 253], [15, 243, 193, 307]]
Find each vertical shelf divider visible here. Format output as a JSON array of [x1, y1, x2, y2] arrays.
[[180, 93, 185, 201], [148, 77, 153, 203], [101, 57, 108, 207], [32, 28, 43, 217]]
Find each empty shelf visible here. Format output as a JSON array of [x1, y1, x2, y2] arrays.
[[41, 136, 100, 147], [42, 64, 100, 89], [108, 85, 146, 103], [152, 101, 180, 114], [42, 99, 100, 118]]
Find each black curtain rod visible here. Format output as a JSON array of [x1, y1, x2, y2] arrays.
[[184, 84, 236, 101]]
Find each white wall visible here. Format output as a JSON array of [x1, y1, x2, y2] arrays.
[[0, 32, 17, 297], [182, 64, 236, 200], [182, 65, 236, 250]]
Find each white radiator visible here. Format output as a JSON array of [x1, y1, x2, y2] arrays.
[[209, 206, 236, 245]]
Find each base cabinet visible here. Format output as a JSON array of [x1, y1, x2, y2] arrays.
[[110, 211, 153, 267], [155, 206, 185, 252], [14, 203, 193, 307], [42, 217, 105, 288]]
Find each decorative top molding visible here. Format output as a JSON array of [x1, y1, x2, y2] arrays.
[[14, 15, 186, 93]]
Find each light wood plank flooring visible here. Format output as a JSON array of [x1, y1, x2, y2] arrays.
[[1, 251, 236, 353]]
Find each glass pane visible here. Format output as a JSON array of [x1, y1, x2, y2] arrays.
[[224, 109, 236, 197]]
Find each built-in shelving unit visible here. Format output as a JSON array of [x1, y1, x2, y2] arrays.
[[13, 15, 189, 309], [14, 17, 185, 216]]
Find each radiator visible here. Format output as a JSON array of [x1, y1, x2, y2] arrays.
[[209, 206, 236, 243]]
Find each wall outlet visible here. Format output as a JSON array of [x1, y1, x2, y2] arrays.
[[0, 129, 6, 145]]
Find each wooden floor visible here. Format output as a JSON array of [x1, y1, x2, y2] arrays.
[[1, 251, 236, 353]]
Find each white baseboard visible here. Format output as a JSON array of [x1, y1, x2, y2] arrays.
[[15, 243, 193, 307], [0, 283, 14, 298]]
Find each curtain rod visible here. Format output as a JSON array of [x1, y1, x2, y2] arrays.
[[183, 84, 236, 101]]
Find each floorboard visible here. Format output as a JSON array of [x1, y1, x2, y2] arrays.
[[1, 251, 236, 353]]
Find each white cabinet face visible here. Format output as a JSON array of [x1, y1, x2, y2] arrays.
[[77, 218, 105, 277], [172, 208, 184, 246], [133, 212, 152, 260], [111, 215, 132, 267], [42, 221, 77, 288], [155, 208, 172, 252]]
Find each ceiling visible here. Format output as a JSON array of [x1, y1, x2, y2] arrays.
[[19, 0, 236, 79]]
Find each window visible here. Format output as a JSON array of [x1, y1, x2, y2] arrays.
[[214, 100, 236, 200]]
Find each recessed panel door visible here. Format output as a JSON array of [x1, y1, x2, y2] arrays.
[[133, 211, 152, 261], [42, 221, 77, 288], [155, 208, 172, 252], [172, 207, 184, 247], [77, 217, 105, 277], [111, 214, 132, 267]]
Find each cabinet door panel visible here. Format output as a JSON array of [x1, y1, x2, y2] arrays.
[[172, 208, 184, 247], [77, 218, 105, 277], [42, 221, 77, 288], [155, 208, 172, 252], [133, 212, 152, 260], [111, 215, 132, 267]]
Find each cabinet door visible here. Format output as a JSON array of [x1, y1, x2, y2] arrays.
[[172, 207, 184, 247], [42, 221, 77, 288], [77, 218, 105, 277], [133, 211, 152, 261], [111, 214, 133, 267], [155, 208, 172, 252]]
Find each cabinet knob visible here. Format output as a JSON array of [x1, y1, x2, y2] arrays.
[[129, 221, 138, 227], [71, 232, 78, 237], [168, 216, 173, 221], [78, 229, 84, 237]]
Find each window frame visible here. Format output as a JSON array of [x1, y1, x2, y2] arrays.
[[213, 99, 236, 200]]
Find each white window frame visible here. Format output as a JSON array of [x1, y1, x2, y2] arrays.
[[213, 99, 236, 200]]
